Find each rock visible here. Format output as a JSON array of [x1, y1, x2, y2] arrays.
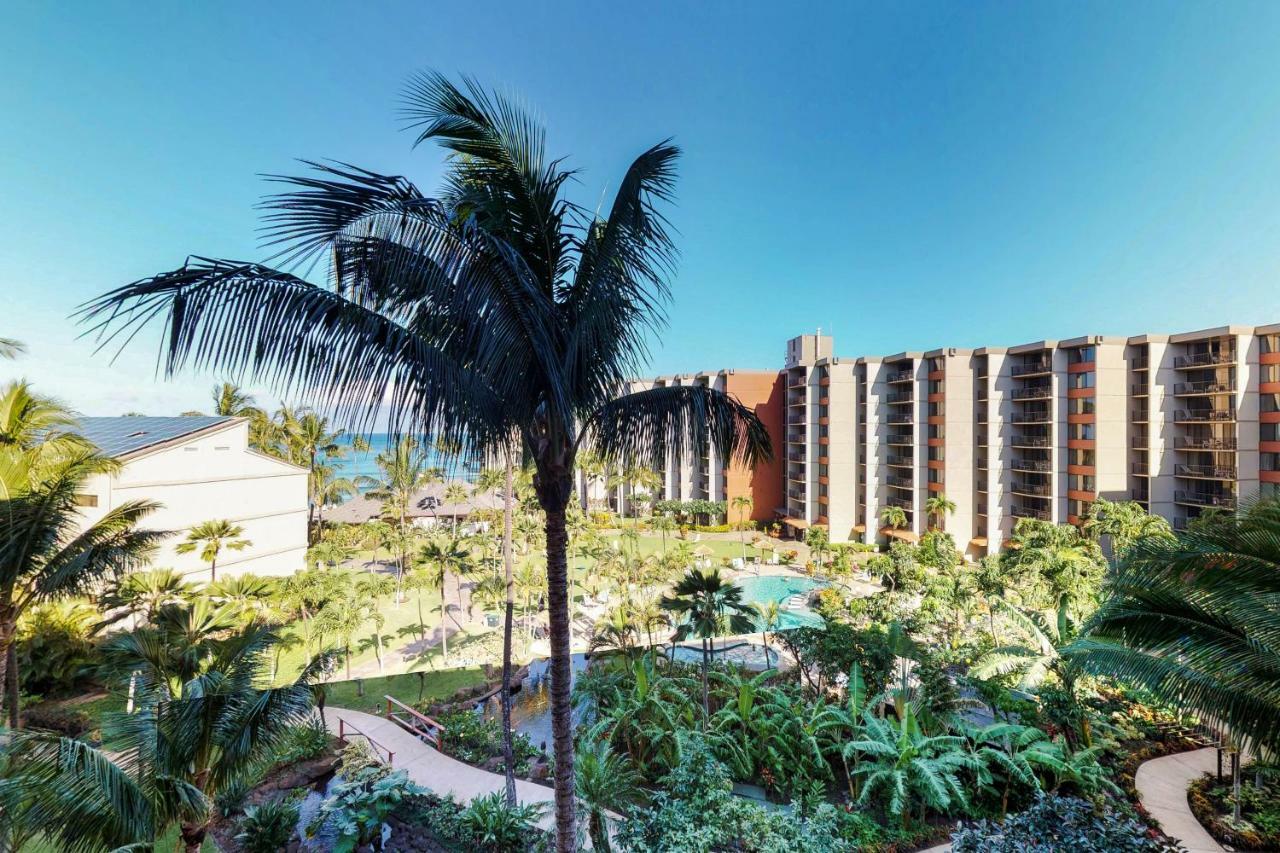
[[530, 760, 551, 782]]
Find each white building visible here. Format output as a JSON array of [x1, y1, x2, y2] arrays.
[[75, 416, 310, 579]]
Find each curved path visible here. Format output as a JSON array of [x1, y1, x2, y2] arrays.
[[1135, 747, 1224, 852], [319, 706, 557, 830]]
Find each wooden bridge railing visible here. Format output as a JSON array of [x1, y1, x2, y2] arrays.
[[385, 694, 446, 749], [335, 715, 395, 766]]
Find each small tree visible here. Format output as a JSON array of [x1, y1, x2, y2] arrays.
[[176, 519, 251, 583]]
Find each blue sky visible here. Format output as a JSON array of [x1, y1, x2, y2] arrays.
[[3, 1, 1280, 416]]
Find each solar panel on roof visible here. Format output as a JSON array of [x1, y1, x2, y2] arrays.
[[75, 416, 234, 458]]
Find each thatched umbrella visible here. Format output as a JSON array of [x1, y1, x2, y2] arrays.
[[692, 544, 716, 569]]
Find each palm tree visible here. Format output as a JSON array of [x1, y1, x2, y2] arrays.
[[731, 494, 754, 563], [417, 535, 473, 667], [661, 568, 756, 715], [357, 436, 441, 595], [211, 381, 274, 451], [0, 337, 24, 359], [286, 411, 353, 541], [650, 514, 675, 555], [205, 572, 277, 624], [755, 600, 781, 667], [176, 519, 251, 583], [81, 72, 770, 850], [924, 493, 956, 531], [879, 504, 909, 532], [1, 385, 162, 725], [1080, 497, 1280, 757], [575, 739, 648, 852], [28, 615, 324, 852], [1081, 496, 1172, 558], [1005, 518, 1106, 612], [100, 567, 195, 626]]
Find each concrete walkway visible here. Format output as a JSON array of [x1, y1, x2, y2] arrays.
[[319, 706, 558, 830], [1135, 747, 1224, 852]]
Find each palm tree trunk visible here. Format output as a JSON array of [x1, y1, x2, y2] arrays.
[[210, 556, 218, 584], [540, 492, 577, 853], [501, 452, 517, 806], [701, 637, 710, 718], [5, 641, 19, 729], [440, 597, 449, 666]]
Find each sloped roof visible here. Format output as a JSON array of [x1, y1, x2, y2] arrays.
[[327, 479, 505, 524], [77, 416, 236, 458]]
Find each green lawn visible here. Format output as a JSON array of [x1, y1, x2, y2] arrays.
[[321, 666, 488, 715]]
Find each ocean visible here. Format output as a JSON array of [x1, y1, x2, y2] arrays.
[[331, 434, 480, 486]]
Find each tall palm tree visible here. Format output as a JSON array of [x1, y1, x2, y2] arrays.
[[661, 568, 756, 715], [924, 493, 956, 531], [211, 381, 274, 451], [1081, 497, 1280, 757], [1081, 496, 1173, 558], [0, 338, 25, 360], [1005, 518, 1105, 611], [1, 384, 163, 725], [311, 462, 357, 536], [417, 534, 473, 667], [357, 436, 441, 594], [175, 519, 251, 583], [731, 494, 753, 562], [285, 410, 352, 541], [80, 72, 769, 849]]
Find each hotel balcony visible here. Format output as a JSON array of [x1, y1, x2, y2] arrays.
[[886, 412, 914, 424], [1011, 360, 1052, 377], [885, 496, 913, 510], [1173, 351, 1235, 369], [886, 454, 914, 468], [886, 370, 914, 384], [1175, 436, 1238, 451], [1011, 434, 1051, 448], [1131, 356, 1150, 371], [1011, 386, 1052, 400], [1173, 380, 1235, 396], [1130, 383, 1149, 397], [975, 455, 987, 469], [886, 475, 913, 489], [1174, 409, 1235, 423], [1011, 458, 1052, 473], [1131, 409, 1149, 423], [1175, 463, 1237, 480], [885, 433, 913, 446], [885, 390, 914, 404], [1011, 411, 1051, 424], [1131, 435, 1149, 449], [1174, 491, 1236, 509], [1131, 488, 1150, 503], [1132, 461, 1149, 476], [1011, 481, 1052, 498], [1012, 506, 1052, 521]]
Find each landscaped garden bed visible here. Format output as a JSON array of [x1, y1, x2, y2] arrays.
[[1188, 766, 1280, 850]]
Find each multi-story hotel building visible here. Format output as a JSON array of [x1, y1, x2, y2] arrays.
[[632, 323, 1280, 559]]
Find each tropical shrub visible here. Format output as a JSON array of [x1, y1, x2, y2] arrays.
[[274, 716, 334, 765], [437, 709, 542, 775], [950, 793, 1181, 851], [235, 798, 301, 853], [311, 740, 425, 852], [15, 600, 101, 696], [1187, 770, 1280, 850], [19, 701, 91, 736], [460, 791, 549, 851]]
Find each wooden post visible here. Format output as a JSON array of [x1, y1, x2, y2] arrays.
[[1217, 747, 1223, 783], [1232, 751, 1242, 822]]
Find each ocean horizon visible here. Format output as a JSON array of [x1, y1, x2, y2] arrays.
[[331, 434, 481, 487]]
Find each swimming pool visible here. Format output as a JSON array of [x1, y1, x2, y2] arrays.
[[736, 574, 828, 629]]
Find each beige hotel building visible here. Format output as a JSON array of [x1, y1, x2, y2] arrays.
[[633, 323, 1280, 559]]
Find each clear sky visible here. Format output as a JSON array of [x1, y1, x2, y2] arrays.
[[4, 1, 1280, 417]]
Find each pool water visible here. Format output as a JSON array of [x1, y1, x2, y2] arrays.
[[736, 574, 828, 629]]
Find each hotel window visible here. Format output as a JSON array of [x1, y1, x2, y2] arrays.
[[1264, 482, 1280, 500], [1069, 397, 1095, 415], [1263, 453, 1279, 472], [1069, 372, 1095, 390], [1068, 498, 1091, 518], [1069, 346, 1096, 364], [1070, 449, 1096, 467], [928, 424, 945, 440], [929, 446, 945, 462], [928, 402, 945, 417], [1069, 423, 1095, 441], [928, 380, 944, 394], [73, 494, 99, 508], [1262, 394, 1280, 414], [1261, 334, 1280, 354], [1263, 364, 1280, 384], [1263, 423, 1280, 442], [1069, 474, 1096, 492], [928, 469, 943, 484]]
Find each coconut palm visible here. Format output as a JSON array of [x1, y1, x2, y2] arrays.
[[357, 436, 441, 593], [81, 73, 769, 849], [286, 411, 353, 540], [0, 389, 163, 725], [1081, 496, 1173, 558], [1080, 497, 1280, 757], [730, 494, 753, 562], [0, 338, 24, 360], [661, 568, 756, 715], [924, 493, 956, 531], [417, 534, 473, 667], [575, 739, 647, 852], [755, 599, 781, 666], [175, 519, 251, 583], [1004, 518, 1105, 612], [879, 504, 909, 532]]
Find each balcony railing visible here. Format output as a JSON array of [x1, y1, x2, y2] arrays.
[[886, 413, 914, 424], [1131, 383, 1149, 396], [1131, 488, 1150, 502], [1131, 435, 1149, 449], [1173, 381, 1235, 396], [1011, 481, 1052, 497], [1011, 412, 1051, 424], [1174, 491, 1236, 509], [886, 475, 913, 489], [1012, 360, 1052, 377], [1011, 458, 1052, 472], [885, 496, 913, 510], [1012, 507, 1052, 521], [1174, 409, 1235, 423], [1131, 356, 1149, 370], [1175, 464, 1237, 480], [886, 455, 913, 468], [1132, 462, 1149, 476], [885, 391, 914, 404], [1175, 436, 1238, 450], [885, 433, 913, 446], [1012, 386, 1052, 400], [1131, 409, 1149, 422], [975, 456, 988, 469], [1174, 351, 1235, 369], [886, 370, 913, 384], [1011, 435, 1051, 448]]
